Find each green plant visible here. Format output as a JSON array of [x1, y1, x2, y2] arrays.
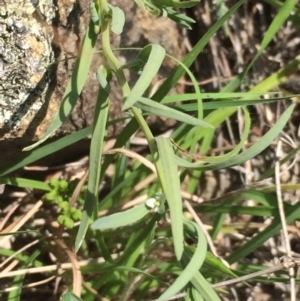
[[1, 0, 300, 300], [44, 178, 83, 229]]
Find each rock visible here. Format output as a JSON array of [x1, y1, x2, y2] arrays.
[[0, 0, 184, 166]]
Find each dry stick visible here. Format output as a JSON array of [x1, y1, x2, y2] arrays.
[[82, 281, 110, 301], [54, 238, 82, 297], [150, 292, 187, 301], [134, 173, 157, 192], [0, 276, 56, 293], [0, 200, 43, 247], [151, 257, 300, 301], [0, 254, 121, 279], [279, 134, 298, 172], [275, 138, 295, 301], [281, 131, 300, 301], [211, 257, 300, 288], [184, 200, 220, 259], [23, 156, 89, 170], [120, 264, 160, 301], [1, 259, 19, 274], [69, 169, 89, 208], [0, 200, 21, 231], [0, 239, 40, 269], [104, 148, 157, 173]]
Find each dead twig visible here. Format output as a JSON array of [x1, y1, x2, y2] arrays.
[[275, 138, 295, 300], [212, 256, 300, 288]]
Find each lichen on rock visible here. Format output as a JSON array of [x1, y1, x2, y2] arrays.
[[0, 0, 55, 127]]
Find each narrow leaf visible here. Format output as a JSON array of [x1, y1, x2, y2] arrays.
[[157, 219, 207, 300], [175, 104, 295, 170], [109, 5, 125, 35], [75, 78, 110, 252], [96, 65, 111, 93], [0, 177, 51, 191], [91, 204, 150, 230], [190, 271, 222, 301], [136, 97, 213, 128], [155, 137, 183, 260], [0, 127, 91, 176], [122, 44, 166, 110], [227, 200, 300, 264], [24, 22, 98, 151], [8, 251, 40, 301], [62, 292, 84, 301], [152, 0, 246, 102]]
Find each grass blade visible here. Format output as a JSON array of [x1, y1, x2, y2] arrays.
[[91, 204, 150, 230], [174, 95, 297, 111], [255, 0, 299, 61], [175, 104, 295, 170], [155, 137, 184, 260], [75, 85, 110, 252], [24, 22, 98, 151], [62, 292, 84, 301], [122, 44, 166, 110], [136, 97, 213, 128], [190, 271, 222, 301], [0, 177, 51, 191], [157, 219, 207, 301], [0, 127, 91, 176], [118, 214, 159, 265], [8, 250, 40, 301], [152, 0, 246, 101], [226, 200, 300, 264]]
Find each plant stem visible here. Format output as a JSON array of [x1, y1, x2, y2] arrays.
[[98, 0, 163, 170]]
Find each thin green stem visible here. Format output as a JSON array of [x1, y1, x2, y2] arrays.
[[98, 0, 160, 157]]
